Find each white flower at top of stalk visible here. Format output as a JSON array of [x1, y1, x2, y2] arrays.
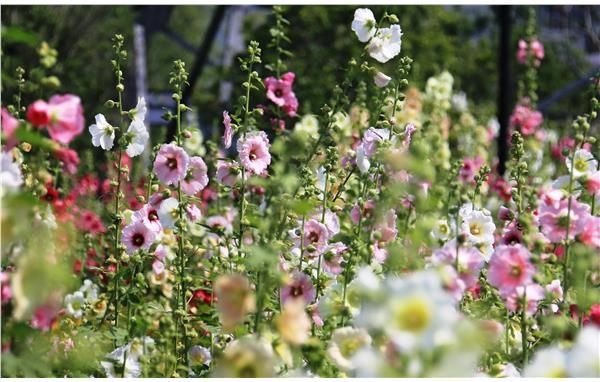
[[88, 114, 115, 150], [566, 149, 597, 179], [131, 97, 147, 123], [351, 8, 377, 43], [367, 25, 403, 63]]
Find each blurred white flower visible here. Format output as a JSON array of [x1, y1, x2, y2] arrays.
[[451, 91, 468, 112], [189, 345, 212, 368], [126, 119, 149, 157], [351, 8, 377, 43], [327, 327, 372, 372], [79, 279, 98, 304], [213, 335, 276, 377], [373, 71, 392, 88], [101, 337, 154, 378], [294, 114, 319, 139], [158, 197, 179, 229], [431, 219, 453, 241], [567, 149, 597, 179], [1, 151, 23, 192], [566, 326, 600, 377], [523, 347, 567, 377], [88, 114, 115, 150], [64, 291, 85, 318]]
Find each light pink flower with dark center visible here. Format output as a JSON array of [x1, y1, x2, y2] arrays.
[[237, 131, 271, 175], [181, 156, 209, 196], [222, 111, 233, 149], [322, 242, 347, 275], [431, 240, 485, 288], [121, 220, 157, 254], [538, 196, 589, 243], [350, 199, 375, 225], [281, 271, 316, 306], [132, 204, 162, 234], [153, 143, 190, 185], [488, 244, 535, 295], [186, 204, 202, 222], [216, 160, 240, 187], [303, 219, 330, 257], [576, 215, 600, 249], [504, 283, 545, 316]]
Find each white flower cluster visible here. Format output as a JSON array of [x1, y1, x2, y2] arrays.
[[425, 71, 454, 111], [64, 279, 99, 318]]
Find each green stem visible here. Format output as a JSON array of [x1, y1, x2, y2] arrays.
[[521, 296, 528, 367]]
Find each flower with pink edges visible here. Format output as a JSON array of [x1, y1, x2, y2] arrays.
[[488, 244, 536, 295], [181, 156, 209, 196], [153, 143, 190, 185], [1, 108, 19, 147], [222, 111, 233, 149], [186, 204, 202, 222], [504, 283, 545, 315], [78, 210, 106, 234], [237, 131, 271, 175], [302, 219, 330, 257], [431, 240, 485, 288], [281, 271, 316, 306], [313, 208, 340, 237], [576, 215, 600, 249], [121, 220, 157, 254], [132, 204, 162, 234], [43, 95, 85, 145], [264, 72, 299, 117], [322, 242, 347, 275], [350, 199, 375, 225], [510, 103, 543, 136], [538, 195, 589, 243], [154, 244, 168, 262], [216, 160, 240, 187], [517, 39, 544, 66], [31, 303, 60, 332], [584, 171, 600, 196], [374, 209, 398, 243]]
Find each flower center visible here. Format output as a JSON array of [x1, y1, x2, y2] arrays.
[[308, 231, 320, 243], [132, 233, 145, 247], [574, 158, 587, 172], [470, 223, 481, 236], [148, 210, 159, 221], [510, 265, 522, 278], [166, 156, 178, 170], [394, 297, 431, 332], [291, 285, 303, 297], [274, 89, 283, 98], [249, 149, 258, 161]]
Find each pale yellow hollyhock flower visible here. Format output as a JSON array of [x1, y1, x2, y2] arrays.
[[214, 274, 255, 332], [276, 299, 311, 345]]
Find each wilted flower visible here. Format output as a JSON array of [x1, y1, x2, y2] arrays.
[[222, 110, 233, 149]]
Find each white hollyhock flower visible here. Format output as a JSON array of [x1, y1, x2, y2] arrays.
[[566, 149, 597, 179], [126, 119, 149, 157], [327, 327, 372, 372], [65, 291, 86, 318], [158, 197, 179, 229], [0, 151, 23, 192], [351, 8, 377, 43], [79, 279, 99, 304], [451, 91, 468, 112], [356, 145, 370, 174], [89, 114, 115, 150], [431, 219, 453, 241], [523, 347, 567, 377], [373, 71, 392, 88], [294, 114, 319, 139], [101, 337, 154, 378], [189, 345, 212, 368], [566, 326, 600, 377], [132, 97, 147, 123], [367, 24, 402, 63], [460, 208, 495, 248]]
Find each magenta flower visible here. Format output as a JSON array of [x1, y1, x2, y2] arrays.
[[132, 204, 162, 234], [121, 220, 157, 254], [237, 131, 271, 175], [53, 147, 80, 175], [264, 72, 299, 117], [281, 271, 316, 306], [1, 272, 11, 305], [459, 156, 484, 184], [510, 103, 543, 136], [488, 244, 535, 295], [182, 156, 209, 196], [153, 143, 190, 185], [222, 111, 233, 149], [30, 303, 59, 332], [303, 219, 330, 257], [46, 94, 85, 145], [216, 160, 240, 187]]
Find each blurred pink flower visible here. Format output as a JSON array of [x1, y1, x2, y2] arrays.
[[264, 72, 298, 117], [47, 95, 85, 145], [237, 131, 271, 175], [222, 111, 233, 149], [1, 272, 11, 305], [510, 103, 543, 136], [504, 283, 545, 315], [488, 244, 535, 295], [1, 108, 19, 147], [281, 271, 315, 306], [31, 303, 60, 332], [153, 143, 190, 185], [216, 160, 239, 187], [182, 156, 209, 196], [53, 147, 80, 175], [26, 100, 50, 127], [538, 195, 589, 243], [459, 156, 484, 184], [322, 242, 347, 275], [303, 219, 330, 257]]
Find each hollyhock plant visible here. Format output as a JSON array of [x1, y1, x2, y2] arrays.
[[38, 94, 85, 145], [121, 220, 157, 254], [222, 110, 233, 149], [264, 72, 298, 117], [510, 103, 543, 136], [88, 114, 115, 150], [302, 219, 330, 256], [216, 160, 239, 187], [237, 131, 271, 175], [488, 244, 536, 294], [153, 143, 190, 185], [281, 271, 316, 306], [181, 156, 209, 196], [132, 204, 162, 234]]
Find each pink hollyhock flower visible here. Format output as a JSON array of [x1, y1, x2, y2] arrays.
[[362, 127, 391, 157], [500, 225, 524, 245], [237, 131, 271, 175], [182, 156, 209, 196], [401, 123, 416, 148], [132, 204, 162, 234], [152, 260, 165, 275], [46, 95, 85, 145], [153, 143, 190, 185], [282, 93, 298, 117], [438, 264, 467, 302], [1, 108, 19, 146], [309, 304, 324, 327], [530, 39, 544, 61], [504, 283, 545, 315], [431, 240, 485, 288], [31, 303, 59, 331], [281, 271, 316, 306], [372, 241, 389, 263], [216, 160, 239, 187], [1, 272, 11, 305], [538, 196, 589, 243], [222, 111, 233, 149], [78, 210, 106, 234], [322, 242, 347, 275], [313, 208, 340, 236], [154, 244, 168, 261], [350, 199, 375, 225], [53, 147, 80, 175], [374, 209, 398, 243], [576, 215, 600, 249], [206, 214, 234, 235], [459, 156, 484, 184], [303, 219, 330, 257], [545, 279, 563, 313], [264, 72, 299, 117], [510, 103, 543, 136], [488, 244, 535, 294], [26, 100, 50, 127], [585, 171, 600, 196], [517, 39, 528, 64], [498, 206, 514, 221], [121, 220, 157, 254], [186, 204, 202, 222]]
